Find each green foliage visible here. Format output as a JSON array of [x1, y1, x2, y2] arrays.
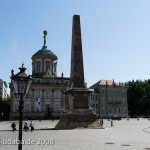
[[126, 79, 150, 116], [3, 96, 11, 105], [144, 114, 150, 118], [0, 96, 11, 120]]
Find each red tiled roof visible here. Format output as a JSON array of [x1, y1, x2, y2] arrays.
[[90, 79, 120, 88]]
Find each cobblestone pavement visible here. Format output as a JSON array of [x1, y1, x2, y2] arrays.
[[0, 118, 150, 150]]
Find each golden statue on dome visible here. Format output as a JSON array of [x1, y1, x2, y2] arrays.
[[43, 30, 47, 46]]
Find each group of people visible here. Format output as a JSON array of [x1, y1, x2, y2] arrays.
[[24, 120, 34, 132], [11, 120, 34, 132]]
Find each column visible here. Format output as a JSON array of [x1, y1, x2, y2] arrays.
[[31, 89, 35, 112], [51, 90, 54, 111], [41, 90, 45, 112]]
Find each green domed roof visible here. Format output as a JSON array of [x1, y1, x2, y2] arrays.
[[32, 45, 58, 60]]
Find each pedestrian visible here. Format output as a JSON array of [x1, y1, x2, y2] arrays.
[[111, 119, 114, 127], [1, 112, 4, 121], [1, 112, 3, 118], [29, 121, 34, 132], [52, 116, 54, 122], [23, 119, 29, 132], [100, 119, 103, 125], [11, 122, 16, 132], [101, 119, 104, 126]]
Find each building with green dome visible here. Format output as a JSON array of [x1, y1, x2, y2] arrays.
[[9, 31, 70, 119]]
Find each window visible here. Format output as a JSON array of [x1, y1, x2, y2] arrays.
[[15, 104, 19, 112], [36, 61, 41, 72], [56, 80, 60, 85], [53, 63, 57, 74], [101, 90, 105, 94], [90, 95, 93, 102], [114, 108, 116, 113], [123, 107, 126, 112], [109, 109, 112, 113], [35, 89, 40, 98], [55, 103, 60, 111], [36, 80, 40, 83], [96, 104, 98, 109], [114, 98, 116, 102], [45, 61, 51, 72], [64, 80, 68, 85], [45, 90, 52, 99], [54, 90, 61, 99], [96, 94, 98, 101], [14, 93, 17, 98], [24, 104, 30, 112], [92, 94, 94, 99], [45, 104, 51, 114], [102, 107, 105, 112], [123, 98, 125, 102]]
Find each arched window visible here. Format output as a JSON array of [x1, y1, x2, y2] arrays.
[[45, 90, 52, 99], [45, 61, 51, 72], [36, 61, 41, 72], [35, 89, 41, 98]]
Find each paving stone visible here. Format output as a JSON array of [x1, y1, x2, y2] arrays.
[[0, 119, 150, 150]]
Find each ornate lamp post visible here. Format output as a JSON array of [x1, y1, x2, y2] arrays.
[[11, 63, 33, 150]]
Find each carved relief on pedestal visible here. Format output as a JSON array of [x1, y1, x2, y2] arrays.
[[64, 94, 70, 110], [88, 96, 92, 109], [73, 94, 88, 109], [69, 95, 74, 109]]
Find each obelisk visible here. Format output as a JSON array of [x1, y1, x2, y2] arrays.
[[70, 15, 84, 88], [55, 15, 102, 129]]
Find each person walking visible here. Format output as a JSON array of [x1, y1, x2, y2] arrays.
[[0, 112, 4, 121], [23, 120, 29, 132], [101, 119, 104, 126], [11, 122, 16, 132], [111, 119, 114, 127], [29, 121, 34, 132]]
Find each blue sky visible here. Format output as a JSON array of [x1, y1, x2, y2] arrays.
[[1, 0, 150, 90]]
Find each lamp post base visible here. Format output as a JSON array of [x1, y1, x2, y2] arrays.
[[18, 94, 23, 150]]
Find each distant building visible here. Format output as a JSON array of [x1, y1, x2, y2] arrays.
[[9, 31, 70, 119], [90, 79, 128, 118], [0, 79, 8, 99]]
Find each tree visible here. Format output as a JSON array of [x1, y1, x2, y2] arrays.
[[0, 96, 11, 120], [126, 79, 150, 116]]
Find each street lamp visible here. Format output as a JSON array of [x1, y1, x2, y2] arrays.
[[11, 63, 33, 150]]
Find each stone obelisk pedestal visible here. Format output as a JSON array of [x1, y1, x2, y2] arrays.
[[55, 15, 102, 129], [55, 88, 102, 129]]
